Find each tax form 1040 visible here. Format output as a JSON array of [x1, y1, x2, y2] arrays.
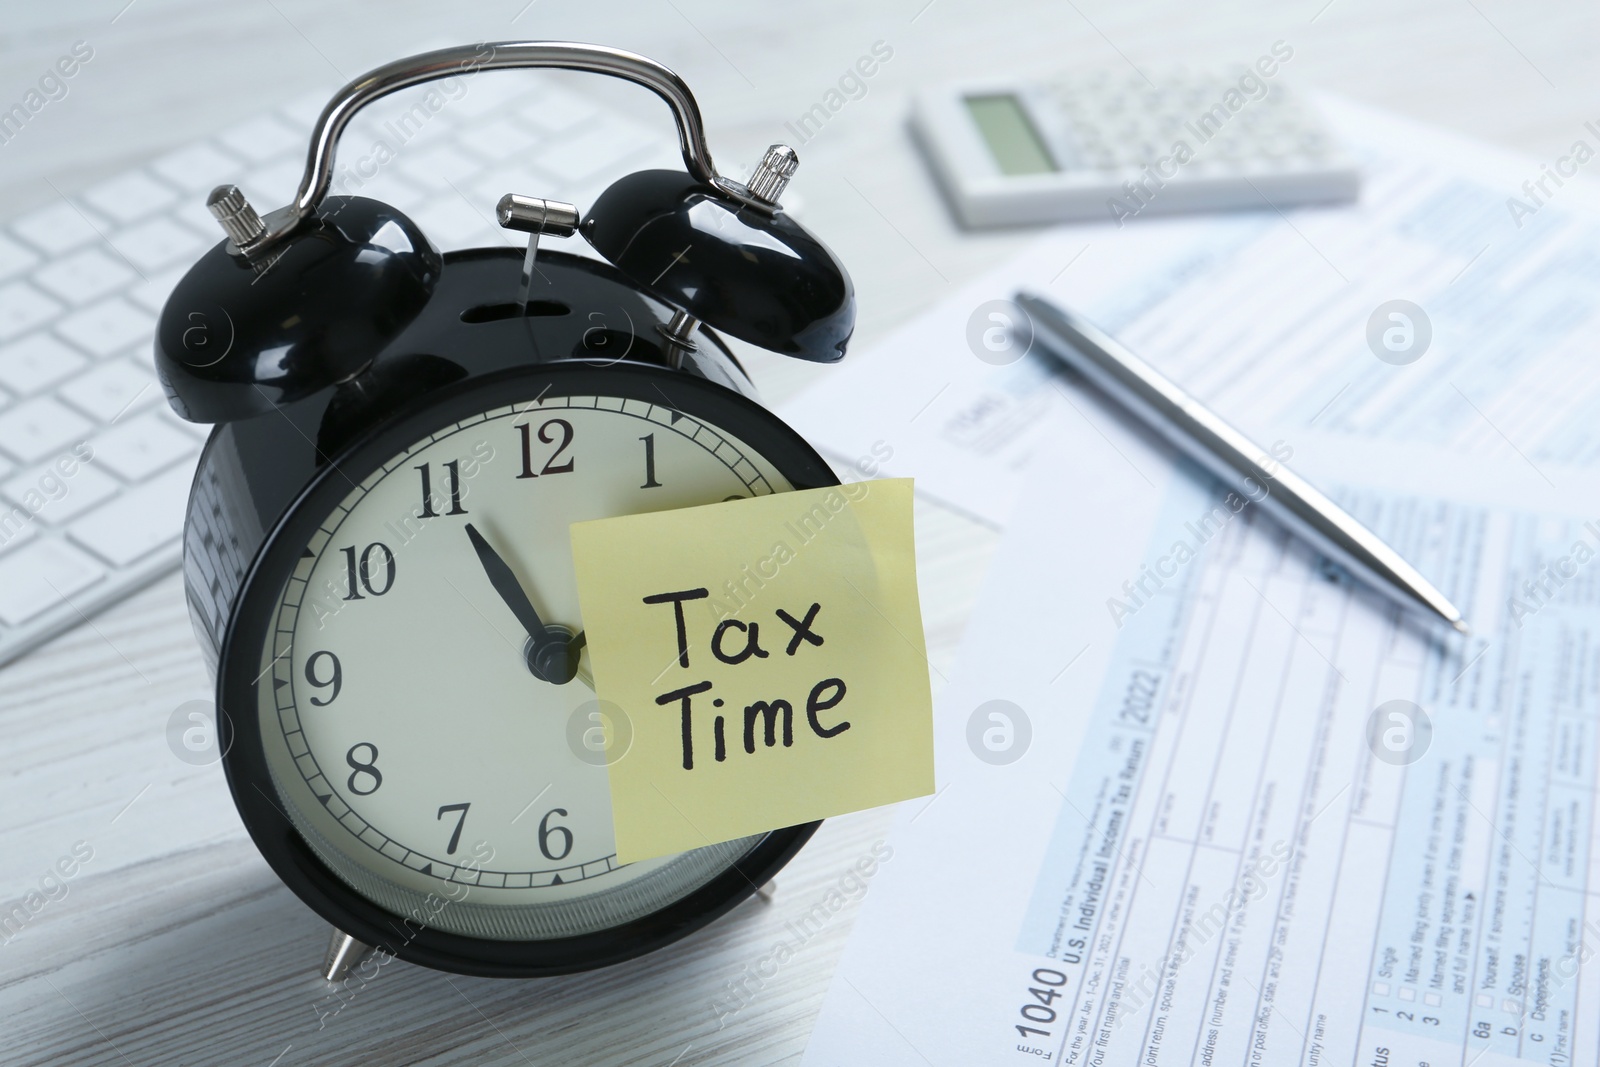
[[802, 405, 1600, 1067]]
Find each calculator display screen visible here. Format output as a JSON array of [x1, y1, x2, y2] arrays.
[[964, 94, 1057, 175]]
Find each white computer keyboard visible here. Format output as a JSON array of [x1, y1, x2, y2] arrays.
[[0, 74, 676, 667]]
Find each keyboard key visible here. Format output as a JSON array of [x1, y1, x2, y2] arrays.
[[218, 114, 304, 162], [241, 158, 306, 208], [82, 171, 179, 224], [0, 538, 106, 625], [535, 118, 656, 184], [519, 87, 601, 135], [396, 142, 489, 191], [411, 198, 501, 251], [115, 217, 205, 273], [470, 160, 569, 211], [335, 170, 421, 213], [0, 233, 39, 283], [343, 110, 398, 153], [12, 200, 107, 255], [279, 86, 337, 129], [56, 298, 154, 358], [34, 247, 137, 305], [456, 118, 541, 162], [452, 76, 534, 119], [0, 90, 669, 664], [0, 396, 94, 463], [69, 460, 192, 567], [0, 504, 37, 558], [150, 141, 244, 193], [0, 333, 88, 395], [3, 457, 119, 525], [90, 410, 195, 481], [172, 195, 225, 240], [59, 357, 157, 423], [0, 282, 62, 341], [160, 407, 211, 440], [126, 264, 189, 314]]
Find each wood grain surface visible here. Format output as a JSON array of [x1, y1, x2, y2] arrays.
[[0, 1, 1595, 1063]]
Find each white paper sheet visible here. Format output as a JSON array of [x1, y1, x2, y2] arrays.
[[783, 97, 1600, 527], [801, 394, 1600, 1066]]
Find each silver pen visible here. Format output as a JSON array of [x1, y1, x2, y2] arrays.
[[1015, 291, 1470, 635]]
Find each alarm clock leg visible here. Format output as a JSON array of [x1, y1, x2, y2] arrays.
[[321, 927, 375, 982], [755, 880, 777, 904]]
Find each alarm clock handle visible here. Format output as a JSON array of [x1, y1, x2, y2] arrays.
[[235, 41, 755, 257]]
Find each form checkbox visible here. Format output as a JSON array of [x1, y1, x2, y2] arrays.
[[1398, 987, 1416, 1002]]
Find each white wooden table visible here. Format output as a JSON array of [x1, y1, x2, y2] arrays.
[[2, 2, 1596, 1063]]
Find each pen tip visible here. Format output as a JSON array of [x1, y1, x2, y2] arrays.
[[1452, 618, 1471, 636]]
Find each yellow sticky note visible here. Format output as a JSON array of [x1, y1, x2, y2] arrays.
[[570, 478, 934, 863]]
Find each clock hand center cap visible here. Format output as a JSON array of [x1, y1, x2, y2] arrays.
[[525, 624, 580, 685]]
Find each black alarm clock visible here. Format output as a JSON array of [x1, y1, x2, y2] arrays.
[[156, 42, 853, 979]]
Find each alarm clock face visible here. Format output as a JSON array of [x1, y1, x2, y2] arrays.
[[235, 369, 829, 960]]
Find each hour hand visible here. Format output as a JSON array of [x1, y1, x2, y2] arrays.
[[463, 523, 581, 684]]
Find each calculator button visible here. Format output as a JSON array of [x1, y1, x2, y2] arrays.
[[0, 333, 88, 396], [0, 397, 95, 463], [90, 410, 195, 481], [69, 460, 192, 567], [0, 538, 105, 625], [34, 247, 137, 305], [56, 298, 155, 358]]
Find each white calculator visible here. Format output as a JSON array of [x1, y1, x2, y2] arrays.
[[911, 70, 1360, 227]]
